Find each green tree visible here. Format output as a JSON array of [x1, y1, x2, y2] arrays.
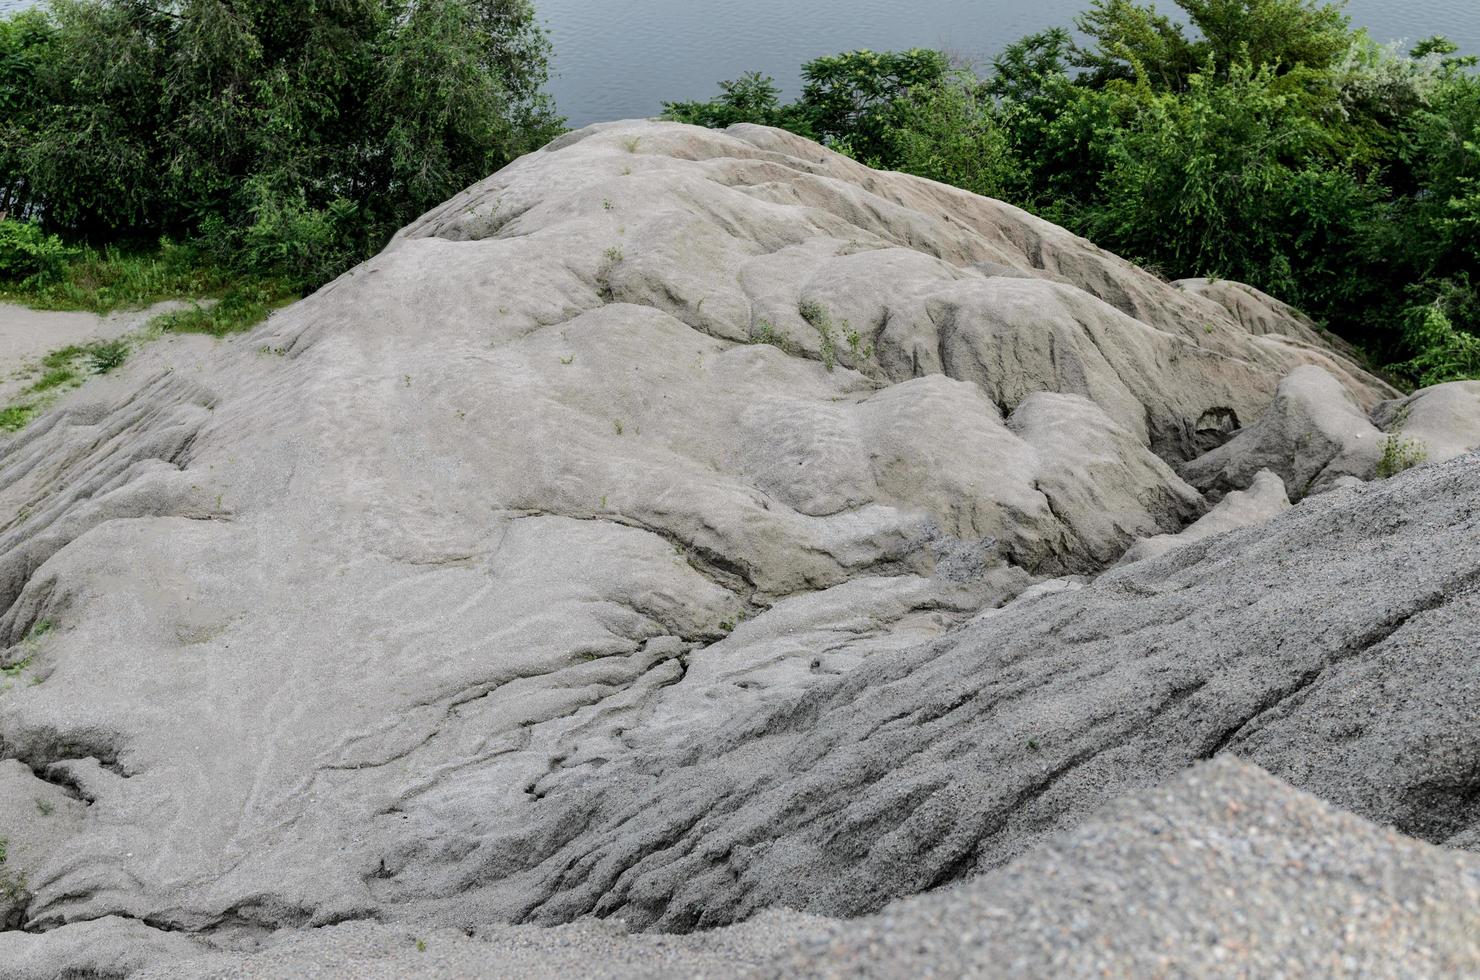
[[1072, 0, 1353, 91], [663, 72, 801, 130], [798, 48, 954, 159], [0, 9, 55, 218], [2, 0, 562, 288], [872, 80, 1018, 198], [1082, 67, 1374, 305]]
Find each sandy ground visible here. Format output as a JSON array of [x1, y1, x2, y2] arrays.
[[0, 300, 193, 405]]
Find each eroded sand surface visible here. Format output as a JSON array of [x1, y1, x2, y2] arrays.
[[0, 121, 1476, 978]]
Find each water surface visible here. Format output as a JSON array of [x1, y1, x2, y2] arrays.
[[536, 0, 1480, 125], [2, 0, 1476, 127]]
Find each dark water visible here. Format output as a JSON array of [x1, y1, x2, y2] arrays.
[[536, 0, 1480, 126], [4, 0, 1476, 127]]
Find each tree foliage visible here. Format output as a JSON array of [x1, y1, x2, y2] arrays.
[[1, 0, 562, 289]]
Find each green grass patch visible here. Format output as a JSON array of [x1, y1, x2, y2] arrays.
[[0, 228, 295, 343], [154, 283, 295, 338], [0, 404, 37, 433], [0, 239, 238, 315], [0, 338, 139, 437], [29, 366, 76, 392], [24, 339, 134, 397]]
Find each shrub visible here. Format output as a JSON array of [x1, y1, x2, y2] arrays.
[[1376, 434, 1429, 478], [664, 72, 801, 130], [0, 404, 36, 432], [2, 0, 563, 290], [1395, 295, 1480, 386], [0, 220, 75, 286], [86, 339, 129, 374]]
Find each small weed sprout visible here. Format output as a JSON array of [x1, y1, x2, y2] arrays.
[[799, 300, 837, 371], [621, 136, 641, 153], [613, 420, 624, 436], [6, 341, 136, 432], [1376, 434, 1428, 479], [750, 319, 789, 351], [845, 326, 874, 362], [35, 798, 53, 816], [602, 198, 614, 211], [559, 354, 574, 365], [596, 246, 625, 301]]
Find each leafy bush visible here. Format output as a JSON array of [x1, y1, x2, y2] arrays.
[[1076, 66, 1377, 307], [1, 0, 563, 291], [663, 72, 802, 130], [1377, 434, 1429, 478], [1395, 294, 1480, 387], [85, 339, 129, 374], [0, 220, 75, 286], [866, 76, 1019, 198]]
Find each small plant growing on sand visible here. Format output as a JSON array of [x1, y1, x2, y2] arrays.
[[799, 300, 838, 371], [1376, 434, 1428, 479], [750, 319, 790, 351], [0, 404, 35, 432], [87, 339, 130, 374], [596, 246, 625, 301], [30, 366, 76, 392]]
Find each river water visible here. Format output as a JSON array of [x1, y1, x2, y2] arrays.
[[538, 0, 1480, 125], [3, 0, 1476, 127]]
